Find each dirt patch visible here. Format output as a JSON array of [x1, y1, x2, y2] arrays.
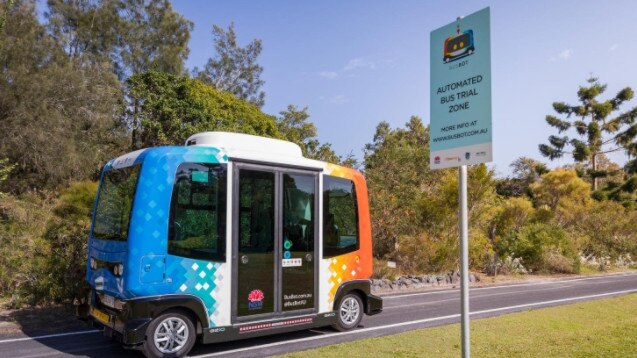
[[0, 303, 88, 337]]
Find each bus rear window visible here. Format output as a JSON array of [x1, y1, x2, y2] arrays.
[[93, 165, 140, 241]]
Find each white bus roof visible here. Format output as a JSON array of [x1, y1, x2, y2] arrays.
[[185, 131, 325, 169]]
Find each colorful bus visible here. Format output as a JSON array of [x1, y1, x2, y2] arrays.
[[443, 29, 474, 63], [77, 132, 382, 358]]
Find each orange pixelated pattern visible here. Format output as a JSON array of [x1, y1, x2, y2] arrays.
[[325, 164, 373, 307]]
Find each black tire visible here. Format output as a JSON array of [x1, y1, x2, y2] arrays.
[[332, 293, 363, 332], [142, 311, 196, 358]]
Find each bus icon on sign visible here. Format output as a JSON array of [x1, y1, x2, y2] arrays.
[[444, 29, 474, 63]]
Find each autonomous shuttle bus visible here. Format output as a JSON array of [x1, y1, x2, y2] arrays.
[[78, 132, 382, 358]]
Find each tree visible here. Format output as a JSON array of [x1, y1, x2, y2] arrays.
[[364, 117, 443, 258], [575, 200, 637, 262], [539, 77, 636, 190], [511, 157, 549, 182], [126, 71, 279, 149], [0, 191, 56, 305], [530, 169, 591, 221], [489, 197, 535, 241], [413, 163, 499, 272], [276, 105, 345, 164], [40, 181, 97, 304], [115, 0, 192, 78], [45, 0, 192, 79], [0, 0, 126, 192], [45, 0, 120, 65], [277, 105, 315, 149], [496, 157, 548, 197], [195, 23, 265, 107], [0, 0, 15, 31]]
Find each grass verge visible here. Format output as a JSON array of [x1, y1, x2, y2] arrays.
[[281, 293, 637, 358]]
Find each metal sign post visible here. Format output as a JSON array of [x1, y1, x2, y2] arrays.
[[459, 165, 470, 358], [429, 7, 492, 358]]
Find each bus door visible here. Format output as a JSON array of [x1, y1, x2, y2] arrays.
[[233, 164, 318, 321]]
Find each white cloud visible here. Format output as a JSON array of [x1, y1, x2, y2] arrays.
[[330, 95, 348, 105], [609, 44, 619, 51], [549, 49, 572, 62], [319, 71, 338, 80], [344, 58, 376, 71], [558, 49, 572, 60]]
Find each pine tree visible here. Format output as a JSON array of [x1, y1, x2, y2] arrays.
[[539, 77, 636, 190]]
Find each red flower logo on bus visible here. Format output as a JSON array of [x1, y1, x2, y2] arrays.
[[248, 289, 264, 310]]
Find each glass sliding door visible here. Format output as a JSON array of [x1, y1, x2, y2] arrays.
[[281, 173, 316, 311], [234, 165, 317, 320], [236, 169, 275, 317]]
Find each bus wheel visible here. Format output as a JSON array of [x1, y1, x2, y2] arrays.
[[332, 293, 363, 331], [142, 311, 196, 358]]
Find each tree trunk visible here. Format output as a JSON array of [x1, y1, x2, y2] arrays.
[[592, 153, 598, 191], [131, 98, 140, 150]]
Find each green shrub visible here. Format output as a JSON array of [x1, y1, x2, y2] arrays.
[[469, 231, 494, 272], [36, 181, 97, 305], [0, 192, 54, 305], [575, 201, 637, 262], [497, 223, 579, 274], [395, 233, 458, 274]]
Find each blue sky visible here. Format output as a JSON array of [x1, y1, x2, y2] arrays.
[[177, 1, 635, 175]]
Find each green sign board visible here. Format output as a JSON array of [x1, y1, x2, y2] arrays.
[[430, 7, 492, 169]]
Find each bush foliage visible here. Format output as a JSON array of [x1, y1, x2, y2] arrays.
[[366, 120, 637, 277]]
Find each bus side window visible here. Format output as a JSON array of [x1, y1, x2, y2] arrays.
[[168, 163, 227, 262], [322, 175, 359, 258]]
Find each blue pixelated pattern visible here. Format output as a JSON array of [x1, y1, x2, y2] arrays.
[[87, 146, 228, 327]]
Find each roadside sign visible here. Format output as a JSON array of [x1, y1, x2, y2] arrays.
[[430, 7, 492, 169]]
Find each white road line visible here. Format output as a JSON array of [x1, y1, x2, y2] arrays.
[[0, 329, 100, 344], [0, 273, 634, 347], [385, 284, 578, 310], [189, 289, 637, 358], [382, 272, 637, 300]]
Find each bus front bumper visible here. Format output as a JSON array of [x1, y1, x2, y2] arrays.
[[76, 292, 150, 347]]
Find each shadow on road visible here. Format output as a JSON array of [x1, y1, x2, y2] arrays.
[[1, 304, 141, 357], [1, 304, 338, 358], [188, 327, 332, 357], [0, 304, 86, 337]]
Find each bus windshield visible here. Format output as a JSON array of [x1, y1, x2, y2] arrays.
[[92, 165, 141, 242]]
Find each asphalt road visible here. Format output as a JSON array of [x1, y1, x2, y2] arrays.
[[2, 272, 637, 358]]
